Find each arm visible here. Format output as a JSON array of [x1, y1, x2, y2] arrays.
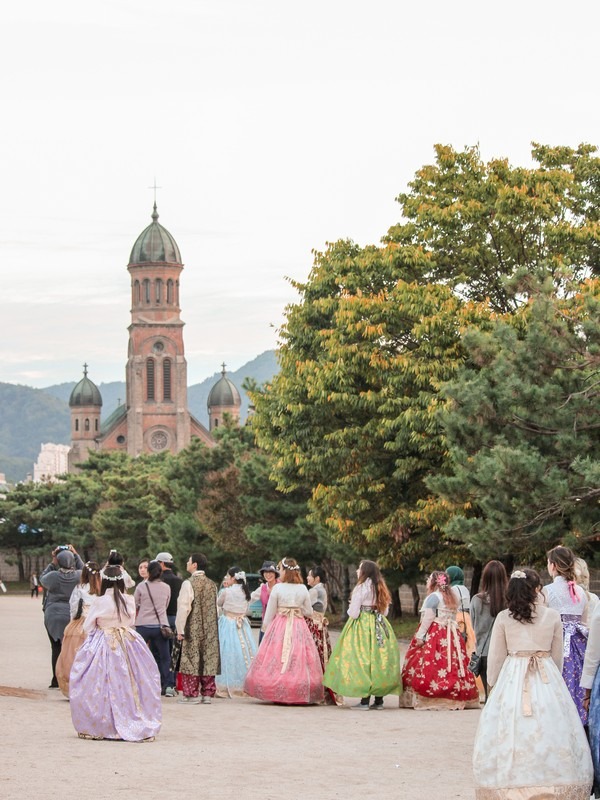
[[415, 595, 439, 640], [175, 580, 193, 637], [39, 569, 59, 590], [300, 587, 313, 618], [485, 614, 508, 687], [121, 569, 135, 590], [250, 585, 262, 602], [82, 599, 101, 635], [550, 613, 564, 673], [217, 588, 226, 608], [69, 585, 83, 619], [581, 605, 600, 690], [347, 583, 365, 619], [261, 586, 279, 632]]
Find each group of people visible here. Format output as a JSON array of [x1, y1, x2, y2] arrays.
[[37, 540, 600, 799]]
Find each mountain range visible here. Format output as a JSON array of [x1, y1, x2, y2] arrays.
[[0, 350, 278, 483]]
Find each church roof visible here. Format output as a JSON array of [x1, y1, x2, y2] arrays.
[[69, 366, 102, 407], [207, 365, 241, 409], [129, 204, 182, 265], [100, 402, 127, 435]]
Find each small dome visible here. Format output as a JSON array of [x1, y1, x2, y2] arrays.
[[69, 365, 102, 407], [129, 204, 182, 265], [207, 365, 241, 409]]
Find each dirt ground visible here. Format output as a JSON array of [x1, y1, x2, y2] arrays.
[[0, 595, 481, 799]]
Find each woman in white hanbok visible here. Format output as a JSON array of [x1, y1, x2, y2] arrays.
[[473, 568, 592, 800]]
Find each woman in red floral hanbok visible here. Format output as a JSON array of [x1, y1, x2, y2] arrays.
[[400, 570, 479, 709]]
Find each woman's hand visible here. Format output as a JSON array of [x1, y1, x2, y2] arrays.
[[583, 690, 591, 711], [177, 634, 184, 641]]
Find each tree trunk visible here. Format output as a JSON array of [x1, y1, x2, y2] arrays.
[[411, 582, 420, 615], [390, 588, 402, 619], [17, 548, 25, 581]]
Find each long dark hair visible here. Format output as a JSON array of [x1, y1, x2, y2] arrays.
[[147, 561, 163, 582], [507, 568, 540, 623], [227, 567, 251, 601], [478, 560, 508, 618], [100, 565, 131, 621], [107, 549, 125, 566], [356, 560, 391, 614]]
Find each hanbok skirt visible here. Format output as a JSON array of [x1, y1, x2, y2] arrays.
[[560, 613, 588, 725], [306, 613, 343, 705], [322, 610, 401, 699], [70, 626, 162, 741], [400, 619, 479, 709], [588, 662, 600, 797], [244, 610, 324, 704], [473, 651, 592, 799], [216, 612, 257, 698], [56, 616, 86, 698]]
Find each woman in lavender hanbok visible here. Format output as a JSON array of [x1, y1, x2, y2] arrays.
[[543, 546, 589, 724], [70, 565, 162, 742]]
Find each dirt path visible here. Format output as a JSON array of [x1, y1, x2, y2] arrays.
[[0, 595, 480, 799]]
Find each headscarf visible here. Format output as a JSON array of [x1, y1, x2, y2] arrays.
[[446, 565, 464, 587], [56, 551, 75, 570]]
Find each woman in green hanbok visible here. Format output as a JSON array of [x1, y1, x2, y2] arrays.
[[323, 560, 401, 708]]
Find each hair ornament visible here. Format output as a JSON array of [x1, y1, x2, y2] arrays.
[[85, 562, 99, 574], [437, 573, 447, 586], [234, 571, 246, 582], [511, 570, 527, 579], [101, 568, 123, 582], [281, 558, 300, 571]]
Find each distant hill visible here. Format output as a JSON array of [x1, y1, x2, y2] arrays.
[[0, 350, 278, 483]]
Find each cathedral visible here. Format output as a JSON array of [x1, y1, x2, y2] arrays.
[[67, 205, 241, 472]]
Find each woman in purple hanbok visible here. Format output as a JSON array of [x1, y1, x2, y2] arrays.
[[543, 546, 589, 725], [70, 565, 162, 742]]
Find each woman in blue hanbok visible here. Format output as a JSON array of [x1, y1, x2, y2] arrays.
[[216, 568, 257, 698]]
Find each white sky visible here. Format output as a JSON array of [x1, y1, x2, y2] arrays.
[[2, 0, 599, 388]]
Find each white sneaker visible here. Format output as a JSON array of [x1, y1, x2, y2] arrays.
[[165, 687, 176, 697], [177, 696, 200, 705], [201, 696, 212, 704]]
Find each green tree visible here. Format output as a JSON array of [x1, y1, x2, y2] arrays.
[[251, 142, 600, 573], [428, 276, 600, 563], [386, 142, 600, 312]]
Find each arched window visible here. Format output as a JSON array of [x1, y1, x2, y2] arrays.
[[214, 418, 219, 428], [146, 358, 155, 400], [84, 418, 90, 431], [95, 419, 98, 432], [166, 279, 173, 304], [144, 279, 151, 304], [175, 280, 180, 306], [134, 280, 140, 305], [155, 278, 162, 303], [163, 358, 172, 400], [75, 419, 79, 432]]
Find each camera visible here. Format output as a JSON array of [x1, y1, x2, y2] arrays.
[[57, 545, 70, 551]]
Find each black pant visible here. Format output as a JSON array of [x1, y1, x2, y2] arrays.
[[47, 632, 62, 685]]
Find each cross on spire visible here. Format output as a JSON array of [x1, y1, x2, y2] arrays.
[[221, 362, 227, 376], [149, 178, 162, 204], [83, 363, 88, 377]]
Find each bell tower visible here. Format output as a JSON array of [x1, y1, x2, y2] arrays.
[[124, 204, 190, 456]]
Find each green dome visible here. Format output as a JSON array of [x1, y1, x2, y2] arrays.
[[207, 366, 241, 409], [69, 366, 102, 407], [129, 204, 182, 265]]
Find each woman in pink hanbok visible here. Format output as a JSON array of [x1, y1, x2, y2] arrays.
[[70, 565, 162, 742], [244, 558, 324, 704]]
